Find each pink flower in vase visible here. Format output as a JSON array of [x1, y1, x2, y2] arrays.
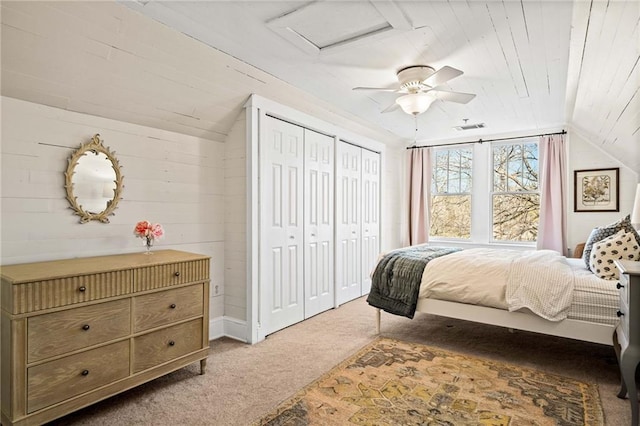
[[134, 220, 151, 238], [133, 221, 164, 253], [150, 223, 164, 239]]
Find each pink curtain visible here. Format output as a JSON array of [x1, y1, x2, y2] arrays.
[[405, 148, 432, 246], [537, 134, 567, 255]]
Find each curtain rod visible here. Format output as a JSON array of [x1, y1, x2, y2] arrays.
[[406, 130, 566, 150]]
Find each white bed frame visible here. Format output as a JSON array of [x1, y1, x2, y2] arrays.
[[375, 298, 616, 346]]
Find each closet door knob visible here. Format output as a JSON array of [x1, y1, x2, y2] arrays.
[[82, 324, 90, 331], [78, 286, 86, 292], [81, 370, 90, 376], [617, 310, 624, 317], [617, 283, 624, 289], [170, 304, 176, 309], [174, 271, 181, 277], [168, 340, 176, 346]]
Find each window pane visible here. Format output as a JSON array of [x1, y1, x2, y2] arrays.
[[522, 143, 538, 190], [492, 194, 540, 241], [507, 144, 523, 191], [460, 174, 472, 192], [449, 175, 460, 193], [430, 195, 471, 238], [434, 166, 447, 193], [434, 151, 448, 193], [493, 145, 507, 192], [433, 148, 472, 195]]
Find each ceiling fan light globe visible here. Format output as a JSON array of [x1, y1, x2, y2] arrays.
[[395, 93, 435, 116]]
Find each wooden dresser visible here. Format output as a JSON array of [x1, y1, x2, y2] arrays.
[[1, 250, 210, 426]]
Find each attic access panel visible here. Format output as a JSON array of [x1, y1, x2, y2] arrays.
[[267, 1, 411, 54]]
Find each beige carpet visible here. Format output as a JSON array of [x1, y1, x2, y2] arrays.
[[49, 297, 629, 425]]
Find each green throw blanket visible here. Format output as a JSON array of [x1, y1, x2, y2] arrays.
[[367, 245, 462, 318]]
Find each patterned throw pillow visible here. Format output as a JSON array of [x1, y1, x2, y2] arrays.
[[582, 215, 640, 267], [589, 230, 640, 280]]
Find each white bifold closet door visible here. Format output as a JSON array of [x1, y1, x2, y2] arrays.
[[260, 118, 305, 334], [260, 116, 334, 336], [303, 129, 334, 318], [336, 142, 362, 305], [336, 141, 380, 305], [361, 148, 381, 295]]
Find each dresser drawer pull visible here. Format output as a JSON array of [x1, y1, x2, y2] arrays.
[[617, 310, 625, 317], [174, 271, 181, 277], [78, 286, 87, 292], [170, 304, 176, 309], [617, 283, 624, 289], [82, 324, 90, 331], [168, 340, 175, 346], [81, 369, 90, 376]]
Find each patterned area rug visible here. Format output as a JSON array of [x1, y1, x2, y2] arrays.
[[255, 338, 604, 426]]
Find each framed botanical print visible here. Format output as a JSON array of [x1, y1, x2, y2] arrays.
[[574, 168, 619, 212]]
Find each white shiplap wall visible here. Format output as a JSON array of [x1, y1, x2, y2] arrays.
[[222, 110, 248, 337], [567, 129, 639, 255], [0, 97, 225, 336]]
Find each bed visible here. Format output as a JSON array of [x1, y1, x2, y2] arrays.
[[368, 245, 621, 346]]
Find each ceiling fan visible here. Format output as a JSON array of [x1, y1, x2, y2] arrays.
[[353, 65, 476, 116]]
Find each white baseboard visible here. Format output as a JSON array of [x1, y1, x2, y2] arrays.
[[209, 317, 225, 340], [209, 316, 248, 343]]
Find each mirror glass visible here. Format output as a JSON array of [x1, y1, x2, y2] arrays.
[[65, 134, 123, 223], [73, 152, 117, 214]]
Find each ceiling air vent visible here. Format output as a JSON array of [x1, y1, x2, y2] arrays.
[[454, 122, 486, 131]]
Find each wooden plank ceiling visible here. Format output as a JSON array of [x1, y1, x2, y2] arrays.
[[1, 1, 638, 172], [567, 0, 639, 173]]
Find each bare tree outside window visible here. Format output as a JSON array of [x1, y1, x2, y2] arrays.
[[430, 148, 472, 238], [492, 142, 540, 241]]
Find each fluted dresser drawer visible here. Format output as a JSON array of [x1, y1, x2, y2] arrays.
[[5, 271, 133, 315], [27, 299, 131, 363], [135, 259, 209, 291], [133, 284, 204, 332], [27, 340, 130, 413], [133, 318, 203, 373]]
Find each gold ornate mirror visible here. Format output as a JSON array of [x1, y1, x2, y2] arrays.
[[65, 134, 123, 223]]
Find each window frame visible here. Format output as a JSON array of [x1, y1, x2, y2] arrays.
[[489, 139, 540, 244], [429, 145, 474, 241], [427, 139, 540, 247]]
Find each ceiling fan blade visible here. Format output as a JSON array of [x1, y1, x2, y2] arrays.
[[429, 89, 476, 104], [381, 102, 400, 113], [422, 66, 463, 87], [353, 86, 400, 92]]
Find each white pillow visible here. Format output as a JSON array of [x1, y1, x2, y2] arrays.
[[589, 229, 640, 280]]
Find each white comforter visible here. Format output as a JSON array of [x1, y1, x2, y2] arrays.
[[418, 248, 575, 321]]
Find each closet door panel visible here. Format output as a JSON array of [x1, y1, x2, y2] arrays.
[[336, 141, 362, 305], [304, 130, 334, 317], [260, 117, 305, 335], [361, 149, 381, 295]]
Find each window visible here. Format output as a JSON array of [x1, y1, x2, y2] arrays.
[[428, 140, 540, 244], [430, 147, 473, 239], [491, 141, 539, 242]]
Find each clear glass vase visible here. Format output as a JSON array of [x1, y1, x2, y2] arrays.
[[144, 236, 154, 255]]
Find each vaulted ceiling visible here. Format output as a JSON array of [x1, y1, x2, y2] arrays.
[[125, 0, 575, 141], [1, 1, 638, 172]]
